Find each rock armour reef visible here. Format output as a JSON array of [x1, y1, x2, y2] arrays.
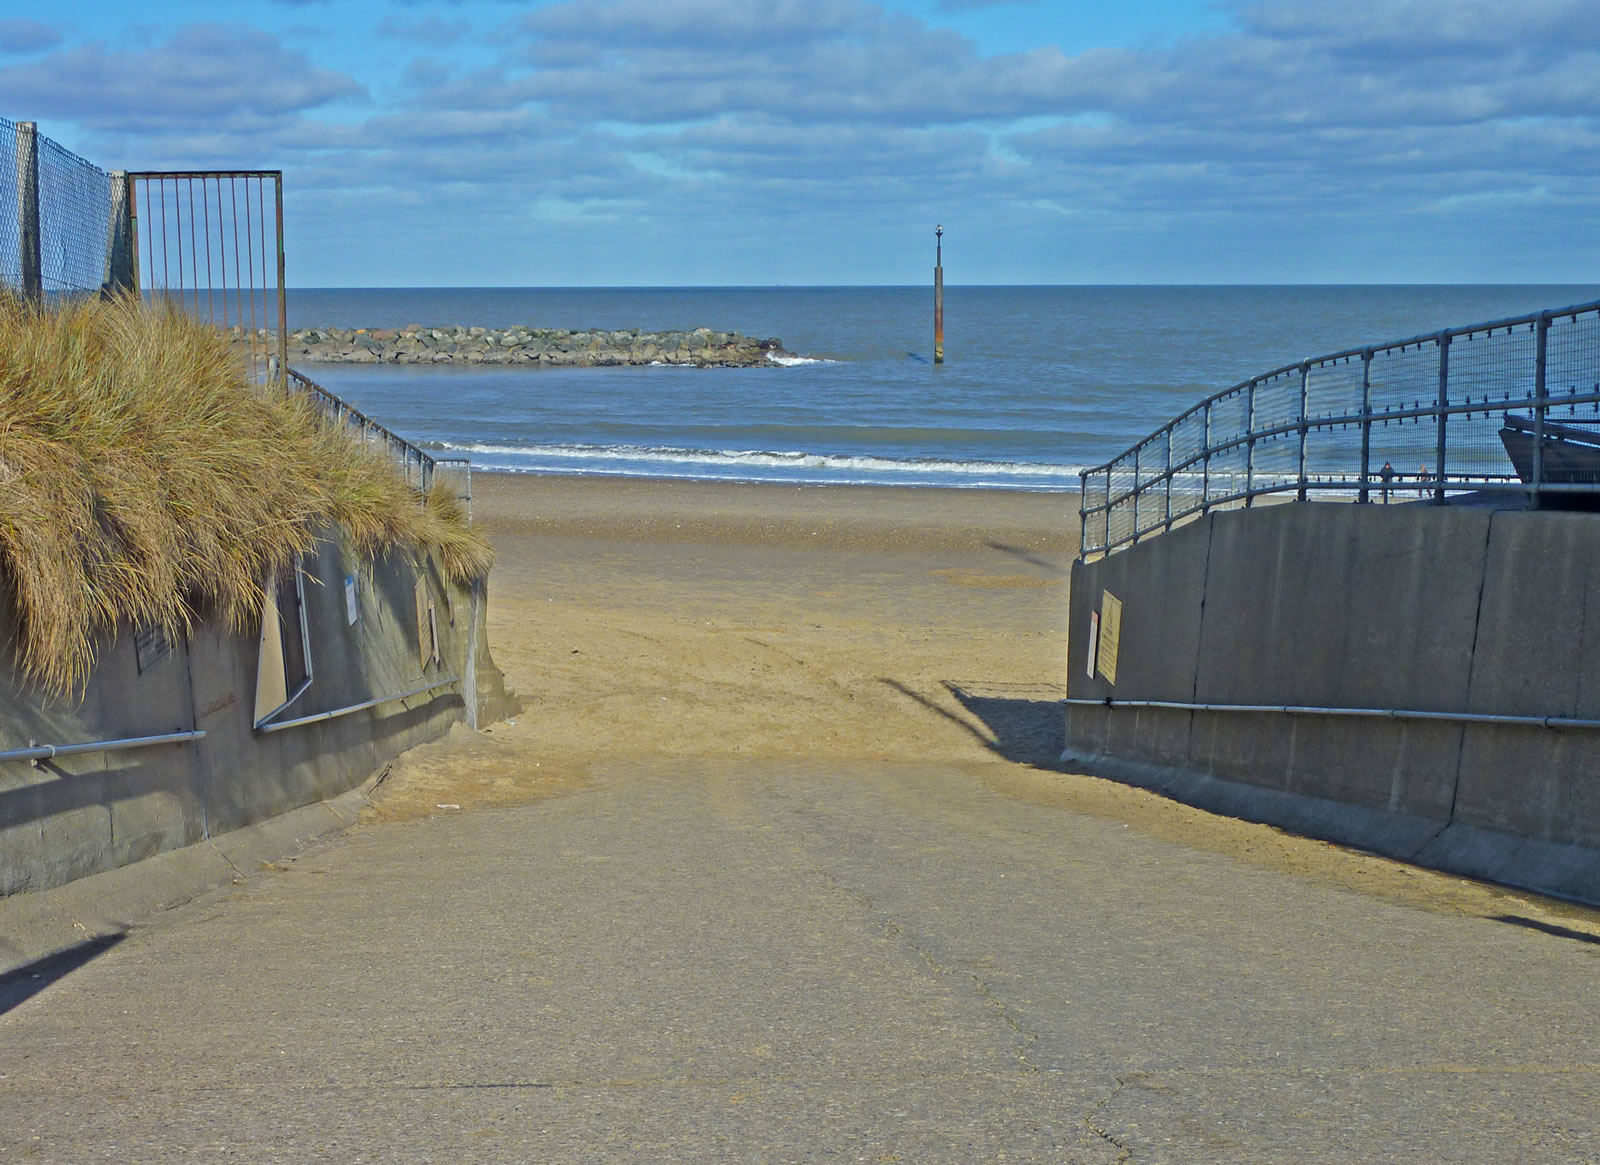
[[287, 325, 796, 367]]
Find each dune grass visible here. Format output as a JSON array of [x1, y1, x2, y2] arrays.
[[0, 291, 492, 696]]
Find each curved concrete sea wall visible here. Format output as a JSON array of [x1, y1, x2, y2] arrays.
[[0, 529, 514, 897], [1065, 503, 1600, 904]]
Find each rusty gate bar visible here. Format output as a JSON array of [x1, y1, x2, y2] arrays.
[[127, 170, 285, 385]]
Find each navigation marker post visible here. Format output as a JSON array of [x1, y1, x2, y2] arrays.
[[934, 225, 944, 364]]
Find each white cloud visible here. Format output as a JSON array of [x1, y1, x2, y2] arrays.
[[0, 23, 365, 137], [17, 0, 1600, 282]]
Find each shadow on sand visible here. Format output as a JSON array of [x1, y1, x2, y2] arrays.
[[879, 678, 1066, 767]]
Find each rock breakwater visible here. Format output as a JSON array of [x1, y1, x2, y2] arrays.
[[288, 325, 796, 367]]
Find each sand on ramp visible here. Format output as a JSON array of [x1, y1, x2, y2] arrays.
[[363, 473, 1600, 934]]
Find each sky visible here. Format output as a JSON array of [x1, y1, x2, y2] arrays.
[[2, 0, 1597, 286]]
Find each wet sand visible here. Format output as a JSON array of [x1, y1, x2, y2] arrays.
[[367, 472, 1600, 933]]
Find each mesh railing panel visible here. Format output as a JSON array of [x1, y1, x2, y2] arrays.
[[1107, 463, 1138, 548], [1442, 323, 1536, 482], [1547, 310, 1600, 410], [1304, 356, 1366, 484], [1169, 408, 1208, 520]]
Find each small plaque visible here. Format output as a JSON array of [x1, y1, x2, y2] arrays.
[[1086, 610, 1100, 680], [1097, 591, 1123, 686], [134, 624, 171, 674], [344, 575, 359, 626]]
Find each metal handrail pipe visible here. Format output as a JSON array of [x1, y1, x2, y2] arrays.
[[1063, 697, 1600, 730], [1080, 299, 1600, 478], [1082, 475, 1600, 534], [1088, 386, 1600, 495], [1081, 479, 1590, 556], [255, 677, 460, 735], [0, 729, 206, 764]]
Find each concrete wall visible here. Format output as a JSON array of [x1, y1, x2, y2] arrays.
[[1065, 503, 1600, 904], [0, 529, 515, 897]]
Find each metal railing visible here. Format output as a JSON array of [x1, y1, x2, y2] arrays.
[[256, 677, 460, 735], [0, 729, 206, 765], [1079, 299, 1600, 560], [283, 365, 472, 515], [127, 170, 286, 384]]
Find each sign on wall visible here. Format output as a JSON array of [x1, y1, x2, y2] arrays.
[[1097, 591, 1123, 686]]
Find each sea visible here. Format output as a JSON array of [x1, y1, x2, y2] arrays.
[[287, 286, 1600, 492]]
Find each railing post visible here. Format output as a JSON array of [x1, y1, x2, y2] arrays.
[[1131, 446, 1141, 544], [1078, 472, 1089, 559], [1164, 424, 1174, 531], [1533, 312, 1549, 504], [1297, 361, 1310, 502], [127, 176, 141, 296], [1201, 400, 1212, 512], [1244, 379, 1258, 507], [1358, 349, 1373, 504], [274, 173, 288, 380], [104, 171, 136, 294], [16, 121, 41, 304], [1434, 332, 1450, 503], [1103, 469, 1112, 552]]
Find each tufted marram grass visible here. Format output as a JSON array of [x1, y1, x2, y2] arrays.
[[0, 292, 492, 696]]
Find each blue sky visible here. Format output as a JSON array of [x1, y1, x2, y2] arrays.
[[3, 0, 1596, 286]]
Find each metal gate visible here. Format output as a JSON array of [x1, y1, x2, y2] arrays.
[[125, 170, 286, 382]]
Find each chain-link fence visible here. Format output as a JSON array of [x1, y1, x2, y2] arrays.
[[1080, 299, 1600, 560], [0, 118, 115, 298]]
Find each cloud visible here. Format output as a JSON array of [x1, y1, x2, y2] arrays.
[[0, 23, 365, 138], [0, 19, 62, 54], [25, 0, 1600, 282]]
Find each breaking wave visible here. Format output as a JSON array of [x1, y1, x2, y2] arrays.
[[430, 440, 1081, 490]]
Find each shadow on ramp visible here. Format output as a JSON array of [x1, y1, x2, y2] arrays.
[[0, 931, 126, 1016], [1491, 914, 1600, 946]]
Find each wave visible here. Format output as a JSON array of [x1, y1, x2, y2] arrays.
[[767, 353, 837, 366], [429, 439, 1083, 489]]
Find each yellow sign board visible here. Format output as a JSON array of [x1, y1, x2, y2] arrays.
[[1097, 590, 1122, 685]]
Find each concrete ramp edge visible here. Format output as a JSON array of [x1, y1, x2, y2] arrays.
[[0, 779, 371, 979]]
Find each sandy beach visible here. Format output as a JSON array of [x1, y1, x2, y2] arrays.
[[366, 472, 1596, 928], [368, 474, 1078, 817]]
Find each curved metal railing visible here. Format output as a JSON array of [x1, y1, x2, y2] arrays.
[[1079, 299, 1600, 561], [283, 365, 472, 517]]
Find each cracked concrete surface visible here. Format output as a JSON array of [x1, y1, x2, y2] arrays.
[[3, 758, 1596, 1162]]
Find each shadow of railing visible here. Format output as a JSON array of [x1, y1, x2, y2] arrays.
[[0, 931, 126, 1016], [878, 678, 1066, 768]]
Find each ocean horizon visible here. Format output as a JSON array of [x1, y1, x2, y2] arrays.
[[288, 285, 1600, 491]]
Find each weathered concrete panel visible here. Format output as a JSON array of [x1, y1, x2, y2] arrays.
[[1195, 504, 1488, 710], [0, 524, 513, 897], [1068, 514, 1212, 705], [1467, 511, 1600, 719], [1063, 499, 1600, 904]]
